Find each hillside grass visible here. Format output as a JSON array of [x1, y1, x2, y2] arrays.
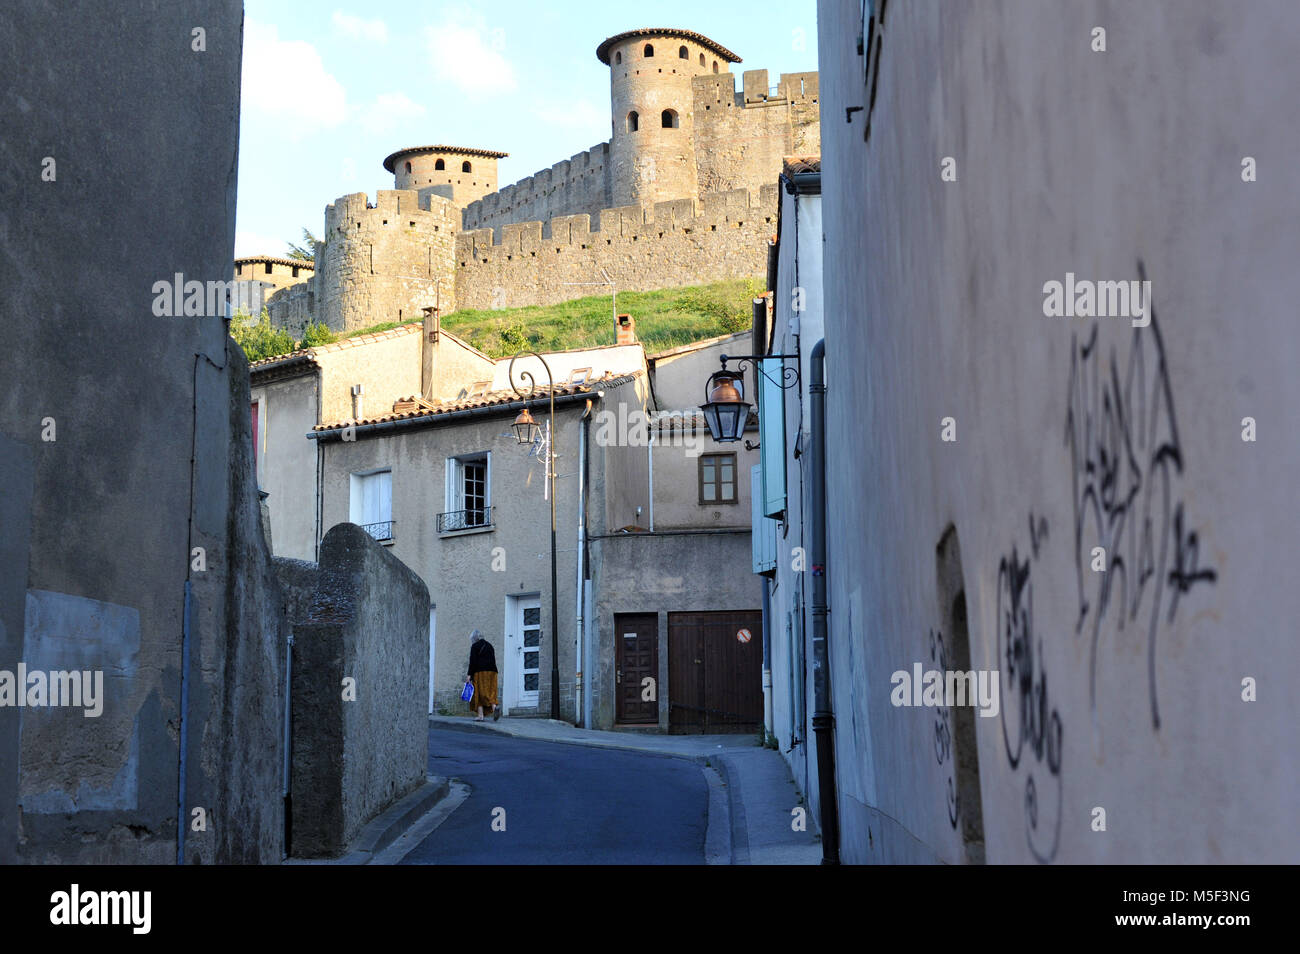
[[343, 277, 765, 357]]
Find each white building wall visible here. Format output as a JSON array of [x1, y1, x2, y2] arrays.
[[816, 0, 1299, 863]]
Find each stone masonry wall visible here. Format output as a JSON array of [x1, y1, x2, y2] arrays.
[[316, 190, 459, 333], [461, 143, 612, 233], [694, 71, 821, 196], [287, 523, 429, 858], [454, 184, 779, 311]]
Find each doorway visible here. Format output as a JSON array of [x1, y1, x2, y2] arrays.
[[668, 610, 763, 733], [504, 594, 541, 710], [615, 613, 659, 725]]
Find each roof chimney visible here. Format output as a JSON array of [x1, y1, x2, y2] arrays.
[[421, 305, 440, 400], [616, 313, 636, 345]]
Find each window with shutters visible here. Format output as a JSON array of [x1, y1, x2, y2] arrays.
[[350, 469, 393, 542], [441, 453, 492, 532]]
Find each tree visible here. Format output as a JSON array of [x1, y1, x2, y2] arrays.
[[229, 307, 297, 362], [285, 227, 321, 262]]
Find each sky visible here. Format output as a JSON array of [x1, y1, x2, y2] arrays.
[[235, 0, 819, 258]]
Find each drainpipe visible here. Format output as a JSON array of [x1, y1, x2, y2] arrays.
[[575, 403, 590, 724], [282, 631, 293, 858], [761, 576, 773, 743], [177, 580, 192, 865], [647, 426, 655, 532], [809, 339, 839, 864]]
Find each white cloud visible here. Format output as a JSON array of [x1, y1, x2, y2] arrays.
[[331, 11, 388, 44], [425, 8, 517, 96], [235, 229, 294, 259], [241, 19, 348, 139], [360, 91, 427, 135], [534, 98, 607, 132]]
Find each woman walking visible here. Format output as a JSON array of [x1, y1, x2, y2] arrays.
[[466, 629, 500, 722]]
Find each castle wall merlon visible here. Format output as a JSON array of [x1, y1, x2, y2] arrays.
[[779, 71, 819, 102], [652, 197, 699, 228], [501, 221, 543, 253], [743, 69, 769, 104], [599, 205, 644, 236]]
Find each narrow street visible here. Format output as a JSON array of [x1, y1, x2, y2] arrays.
[[399, 726, 710, 865]]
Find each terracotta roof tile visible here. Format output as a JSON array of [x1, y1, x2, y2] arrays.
[[596, 29, 741, 65], [312, 370, 642, 433]]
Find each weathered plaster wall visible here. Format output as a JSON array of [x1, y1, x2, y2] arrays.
[[253, 371, 319, 561], [315, 324, 423, 423], [817, 0, 1299, 863], [0, 0, 290, 864], [588, 532, 760, 730]]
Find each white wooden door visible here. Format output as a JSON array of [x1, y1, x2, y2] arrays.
[[506, 596, 541, 709]]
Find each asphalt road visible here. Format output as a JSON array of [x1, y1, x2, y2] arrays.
[[399, 725, 709, 864]]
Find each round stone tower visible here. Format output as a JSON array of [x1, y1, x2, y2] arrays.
[[383, 145, 509, 213], [597, 28, 741, 209]]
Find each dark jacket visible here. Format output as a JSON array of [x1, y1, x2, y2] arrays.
[[469, 639, 497, 675]]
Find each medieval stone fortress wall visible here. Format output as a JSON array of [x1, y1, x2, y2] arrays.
[[254, 28, 820, 335]]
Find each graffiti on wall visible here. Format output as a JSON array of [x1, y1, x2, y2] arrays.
[[928, 628, 959, 829], [1064, 262, 1218, 729], [995, 262, 1218, 861], [996, 513, 1063, 863]]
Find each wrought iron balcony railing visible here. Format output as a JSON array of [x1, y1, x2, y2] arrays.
[[437, 506, 493, 533], [360, 520, 394, 542]]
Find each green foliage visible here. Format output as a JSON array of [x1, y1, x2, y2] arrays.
[[228, 311, 335, 362], [229, 307, 296, 362], [497, 321, 531, 354], [440, 278, 766, 358], [286, 227, 321, 262], [299, 322, 337, 348]]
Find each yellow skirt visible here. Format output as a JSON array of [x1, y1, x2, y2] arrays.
[[470, 671, 499, 709]]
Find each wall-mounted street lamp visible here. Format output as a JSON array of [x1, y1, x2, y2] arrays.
[[701, 353, 800, 444], [506, 351, 561, 721]]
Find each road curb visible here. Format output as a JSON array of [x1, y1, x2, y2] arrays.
[[289, 775, 450, 865], [709, 753, 750, 865]]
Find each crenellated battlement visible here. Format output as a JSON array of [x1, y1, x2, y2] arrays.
[[461, 143, 611, 233], [452, 184, 778, 312], [324, 190, 459, 235], [457, 184, 779, 257]]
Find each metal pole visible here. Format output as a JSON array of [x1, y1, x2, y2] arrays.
[[548, 385, 560, 720]]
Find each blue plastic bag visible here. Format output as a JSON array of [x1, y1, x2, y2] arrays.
[[460, 681, 474, 702]]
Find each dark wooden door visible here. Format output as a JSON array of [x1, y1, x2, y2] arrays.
[[668, 610, 763, 733], [615, 613, 659, 724]]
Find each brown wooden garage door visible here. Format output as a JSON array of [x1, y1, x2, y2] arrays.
[[668, 610, 763, 733]]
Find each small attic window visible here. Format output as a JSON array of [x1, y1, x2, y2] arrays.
[[699, 53, 705, 66], [713, 60, 719, 73], [404, 160, 412, 173], [678, 46, 688, 58], [568, 367, 592, 385], [643, 43, 654, 57], [615, 51, 622, 64], [462, 160, 472, 173], [264, 262, 273, 274], [469, 381, 490, 397], [435, 158, 445, 170]]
